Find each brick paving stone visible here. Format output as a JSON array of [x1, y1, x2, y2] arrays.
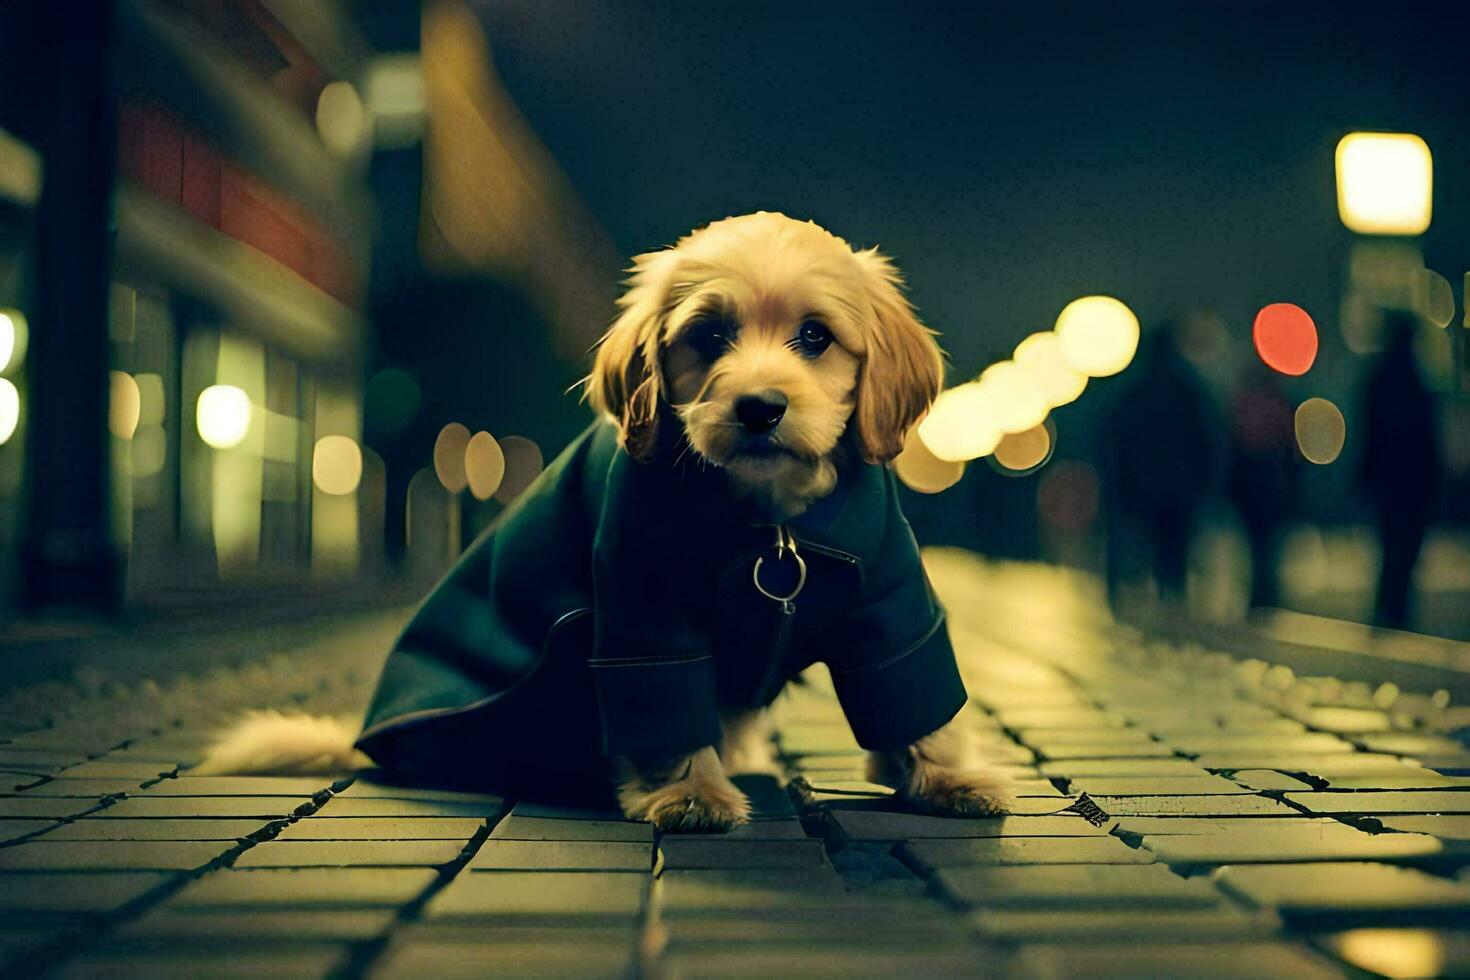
[[655, 869, 849, 913], [900, 836, 1156, 873], [99, 797, 309, 819], [42, 818, 268, 841], [372, 939, 633, 979], [466, 840, 652, 871], [14, 779, 146, 796], [970, 906, 1280, 942], [1029, 742, 1178, 760], [1417, 754, 1470, 773], [0, 871, 171, 913], [658, 898, 965, 940], [1011, 940, 1343, 979], [1216, 862, 1470, 921], [1377, 816, 1470, 840], [1093, 794, 1300, 817], [1149, 718, 1309, 735], [657, 838, 828, 871], [1167, 733, 1356, 755], [330, 781, 503, 804], [1325, 774, 1470, 790], [117, 908, 398, 941], [0, 925, 73, 971], [490, 815, 652, 842], [1193, 754, 1419, 776], [0, 818, 57, 842], [0, 772, 46, 792], [1285, 791, 1470, 816], [169, 868, 438, 909], [55, 946, 349, 979], [0, 750, 82, 772], [1317, 927, 1470, 978], [0, 798, 106, 819], [0, 840, 234, 871], [275, 816, 485, 841], [234, 840, 465, 868], [302, 796, 501, 818], [1299, 707, 1393, 734], [932, 864, 1225, 909], [657, 945, 993, 979], [826, 811, 1109, 843], [503, 802, 624, 821], [1038, 758, 1207, 778], [1016, 727, 1158, 745], [1229, 770, 1317, 791], [426, 871, 646, 919], [1115, 816, 1343, 837], [680, 819, 811, 840], [1067, 775, 1251, 796], [994, 707, 1118, 729], [1355, 734, 1467, 756], [1142, 827, 1444, 867], [139, 776, 336, 796], [55, 760, 176, 780]]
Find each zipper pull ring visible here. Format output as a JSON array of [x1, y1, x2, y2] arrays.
[[753, 524, 807, 603]]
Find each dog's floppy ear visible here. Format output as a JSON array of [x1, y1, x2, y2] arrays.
[[586, 251, 676, 460], [851, 247, 945, 464]]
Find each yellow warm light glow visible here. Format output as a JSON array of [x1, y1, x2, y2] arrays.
[[313, 435, 363, 496], [316, 80, 368, 157], [915, 383, 1001, 462], [992, 423, 1052, 473], [894, 424, 965, 494], [1055, 295, 1140, 377], [1336, 132, 1432, 235], [1415, 269, 1455, 328], [1333, 929, 1445, 979], [434, 422, 472, 493], [132, 425, 166, 477], [464, 430, 506, 501], [0, 310, 23, 374], [196, 385, 252, 449], [495, 436, 544, 503], [0, 378, 17, 444], [1295, 398, 1346, 465], [108, 371, 141, 440], [978, 360, 1048, 434], [1014, 332, 1087, 408]]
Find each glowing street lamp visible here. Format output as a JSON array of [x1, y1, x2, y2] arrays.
[[196, 384, 252, 449], [1335, 132, 1432, 236]]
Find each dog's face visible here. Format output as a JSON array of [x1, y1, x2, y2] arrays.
[[588, 212, 944, 501]]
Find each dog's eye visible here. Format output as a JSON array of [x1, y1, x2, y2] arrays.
[[795, 320, 833, 357], [685, 318, 733, 360]]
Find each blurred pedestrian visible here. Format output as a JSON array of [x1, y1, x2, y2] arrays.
[[1359, 310, 1442, 630], [1102, 318, 1221, 608], [1226, 362, 1299, 609]]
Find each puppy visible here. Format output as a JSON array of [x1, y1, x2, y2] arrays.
[[199, 212, 1013, 831]]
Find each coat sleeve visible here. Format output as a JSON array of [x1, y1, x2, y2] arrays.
[[587, 451, 723, 762], [819, 476, 967, 751]]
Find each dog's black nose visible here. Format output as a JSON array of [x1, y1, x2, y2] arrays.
[[735, 391, 787, 433]]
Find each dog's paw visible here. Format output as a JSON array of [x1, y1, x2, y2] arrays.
[[617, 745, 751, 833], [903, 766, 1014, 818]]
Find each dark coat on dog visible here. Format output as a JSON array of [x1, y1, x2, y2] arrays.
[[356, 419, 965, 797]]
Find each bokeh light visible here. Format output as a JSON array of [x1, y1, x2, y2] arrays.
[[915, 383, 1001, 462], [196, 385, 252, 449], [135, 373, 165, 427], [1335, 132, 1433, 236], [1014, 332, 1087, 408], [1414, 268, 1455, 328], [990, 421, 1053, 475], [132, 425, 166, 477], [315, 80, 368, 158], [894, 424, 965, 494], [1054, 295, 1140, 377], [1038, 460, 1100, 533], [495, 436, 543, 503], [0, 310, 25, 375], [108, 371, 141, 440], [0, 378, 17, 445], [978, 360, 1048, 434], [1294, 397, 1346, 465], [464, 430, 506, 501], [1253, 303, 1318, 376], [433, 423, 471, 493], [313, 435, 364, 496], [365, 368, 422, 439]]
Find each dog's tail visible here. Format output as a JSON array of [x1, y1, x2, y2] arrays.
[[193, 710, 371, 775]]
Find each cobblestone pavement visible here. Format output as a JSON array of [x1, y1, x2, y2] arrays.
[[3, 550, 1470, 977]]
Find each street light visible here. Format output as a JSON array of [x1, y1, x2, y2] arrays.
[[1335, 132, 1432, 236]]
